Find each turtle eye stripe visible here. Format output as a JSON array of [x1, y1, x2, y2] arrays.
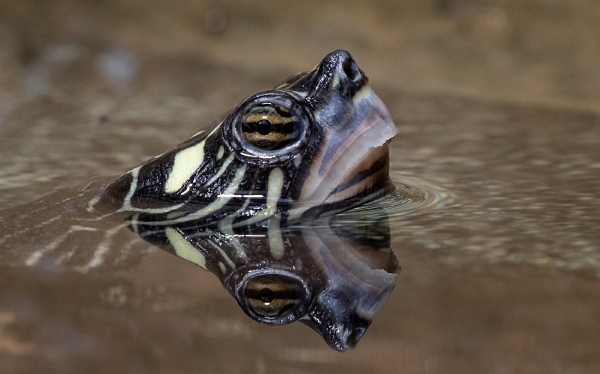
[[242, 120, 296, 135], [244, 289, 302, 301], [245, 113, 283, 125]]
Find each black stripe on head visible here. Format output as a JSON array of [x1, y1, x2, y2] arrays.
[[298, 183, 393, 220], [330, 153, 389, 194]]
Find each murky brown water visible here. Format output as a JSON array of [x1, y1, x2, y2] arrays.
[[1, 1, 599, 373]]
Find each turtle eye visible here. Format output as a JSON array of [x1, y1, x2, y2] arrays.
[[241, 104, 301, 151], [243, 274, 306, 321]]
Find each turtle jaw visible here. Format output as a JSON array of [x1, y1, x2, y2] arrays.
[[289, 87, 398, 219]]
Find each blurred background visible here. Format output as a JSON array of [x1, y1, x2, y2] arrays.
[[2, 0, 600, 204], [0, 0, 600, 207], [2, 0, 600, 110]]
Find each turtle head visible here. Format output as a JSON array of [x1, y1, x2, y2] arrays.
[[275, 50, 398, 218], [102, 50, 397, 222]]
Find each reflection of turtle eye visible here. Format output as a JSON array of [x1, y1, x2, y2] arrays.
[[258, 288, 274, 303], [241, 104, 301, 151], [243, 274, 306, 320]]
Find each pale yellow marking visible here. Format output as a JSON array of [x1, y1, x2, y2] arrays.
[[118, 167, 184, 213], [217, 146, 225, 160], [208, 122, 222, 137], [293, 154, 302, 168], [291, 90, 308, 99], [137, 165, 247, 226], [216, 194, 263, 198], [75, 223, 130, 272], [234, 168, 283, 227], [207, 240, 236, 269], [267, 168, 285, 208], [25, 225, 98, 266], [118, 166, 141, 211], [152, 151, 167, 159], [356, 308, 377, 320], [0, 214, 63, 247], [86, 195, 100, 212], [165, 139, 206, 193], [180, 165, 246, 221], [218, 215, 248, 261], [267, 217, 284, 260], [205, 154, 234, 186], [165, 227, 206, 269], [352, 86, 373, 103], [331, 71, 341, 89], [191, 122, 219, 139], [130, 214, 140, 233], [166, 211, 186, 220], [219, 262, 226, 274]]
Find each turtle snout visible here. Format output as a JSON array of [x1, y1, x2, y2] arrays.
[[328, 50, 368, 97]]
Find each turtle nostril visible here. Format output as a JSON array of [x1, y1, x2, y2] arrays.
[[342, 57, 360, 82], [345, 327, 366, 348]]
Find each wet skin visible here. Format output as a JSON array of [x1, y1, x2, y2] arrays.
[[0, 51, 400, 351], [100, 50, 400, 351]]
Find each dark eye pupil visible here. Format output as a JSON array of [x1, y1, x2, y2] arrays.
[[240, 104, 304, 151], [259, 288, 274, 303], [243, 274, 307, 321], [256, 119, 272, 135]]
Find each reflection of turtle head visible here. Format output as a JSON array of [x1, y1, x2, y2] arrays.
[[233, 259, 387, 352], [222, 208, 397, 351], [297, 211, 398, 351], [131, 205, 397, 351]]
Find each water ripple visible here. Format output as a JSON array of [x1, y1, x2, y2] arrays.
[[333, 173, 453, 224]]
